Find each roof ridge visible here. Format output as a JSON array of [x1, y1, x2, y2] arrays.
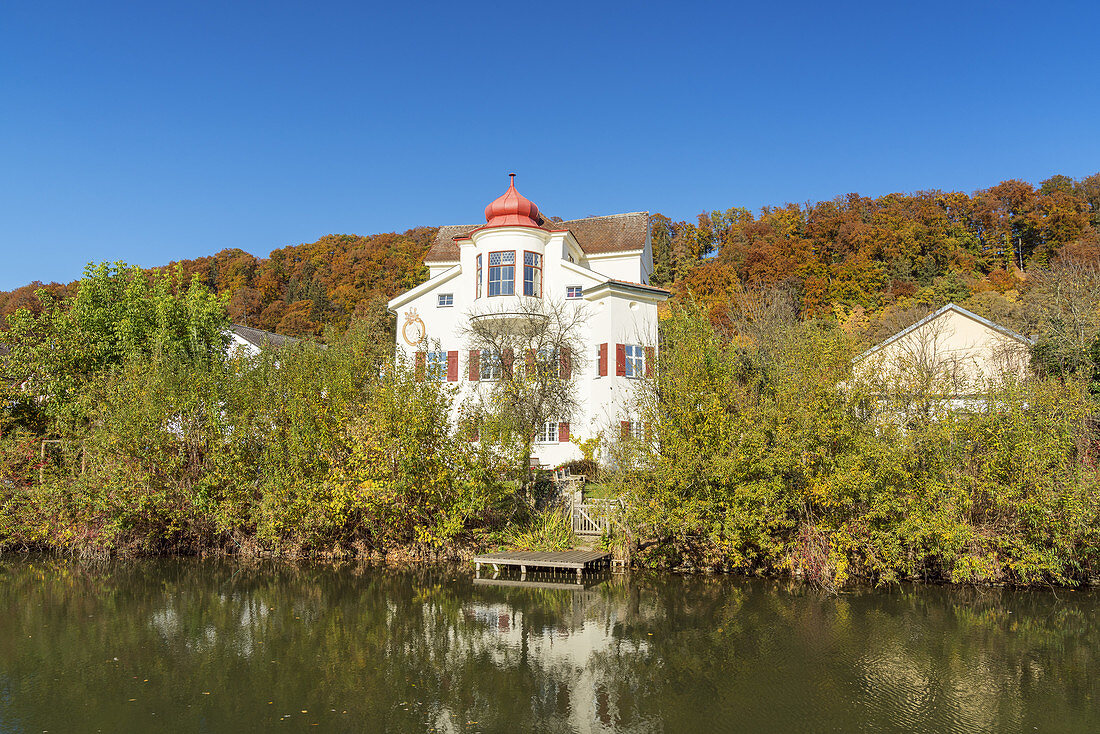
[[855, 301, 1034, 362]]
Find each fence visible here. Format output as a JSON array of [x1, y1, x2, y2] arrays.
[[568, 498, 621, 536]]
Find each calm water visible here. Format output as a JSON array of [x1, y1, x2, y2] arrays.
[[0, 558, 1097, 733]]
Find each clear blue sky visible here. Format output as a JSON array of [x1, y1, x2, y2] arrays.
[[2, 0, 1098, 290]]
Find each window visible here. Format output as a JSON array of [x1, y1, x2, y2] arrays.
[[628, 420, 645, 440], [536, 421, 558, 443], [476, 254, 482, 299], [426, 351, 447, 381], [535, 347, 559, 379], [523, 251, 542, 297], [566, 285, 582, 299], [437, 293, 453, 307], [488, 251, 515, 296], [479, 350, 502, 381], [624, 344, 644, 378]]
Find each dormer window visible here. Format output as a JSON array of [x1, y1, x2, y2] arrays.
[[488, 251, 515, 296], [523, 252, 542, 297], [437, 293, 454, 308]]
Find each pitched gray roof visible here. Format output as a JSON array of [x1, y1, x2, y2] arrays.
[[856, 303, 1034, 362], [424, 212, 650, 263], [230, 324, 299, 349]]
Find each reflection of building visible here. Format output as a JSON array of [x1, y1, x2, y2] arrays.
[[854, 303, 1033, 404], [465, 579, 651, 734], [386, 176, 669, 467]]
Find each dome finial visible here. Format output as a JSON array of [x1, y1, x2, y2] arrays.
[[484, 174, 541, 227]]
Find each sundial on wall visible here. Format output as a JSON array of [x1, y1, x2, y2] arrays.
[[402, 309, 426, 346]]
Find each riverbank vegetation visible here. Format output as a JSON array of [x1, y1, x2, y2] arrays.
[[4, 261, 1100, 587], [3, 170, 1100, 587], [613, 294, 1100, 588]]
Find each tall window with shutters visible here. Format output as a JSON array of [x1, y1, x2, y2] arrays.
[[488, 251, 515, 296], [426, 351, 447, 381], [623, 344, 644, 378], [479, 350, 502, 381], [535, 421, 558, 443]]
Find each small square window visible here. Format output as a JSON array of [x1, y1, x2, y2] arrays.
[[566, 286, 583, 299], [437, 293, 454, 307]]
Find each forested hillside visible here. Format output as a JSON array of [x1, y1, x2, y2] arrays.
[[2, 173, 1098, 337]]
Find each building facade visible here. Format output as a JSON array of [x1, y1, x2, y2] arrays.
[[853, 302, 1033, 406], [386, 176, 669, 466]]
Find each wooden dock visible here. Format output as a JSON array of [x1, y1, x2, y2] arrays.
[[473, 576, 605, 591], [473, 550, 611, 577]]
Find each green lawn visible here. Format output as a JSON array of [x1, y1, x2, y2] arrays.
[[582, 482, 615, 500]]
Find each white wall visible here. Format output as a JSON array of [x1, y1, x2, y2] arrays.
[[854, 307, 1031, 395], [391, 225, 662, 468]]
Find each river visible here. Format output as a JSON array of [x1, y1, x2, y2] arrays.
[[0, 557, 1096, 732]]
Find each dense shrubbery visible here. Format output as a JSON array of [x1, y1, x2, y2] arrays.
[[4, 262, 1100, 587], [611, 298, 1100, 587], [0, 266, 511, 556]]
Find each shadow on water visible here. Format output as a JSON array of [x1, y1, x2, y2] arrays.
[[0, 556, 1096, 733]]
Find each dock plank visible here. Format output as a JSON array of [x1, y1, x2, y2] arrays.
[[473, 549, 611, 574]]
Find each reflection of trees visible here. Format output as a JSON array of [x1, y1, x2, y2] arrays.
[[0, 560, 1098, 733]]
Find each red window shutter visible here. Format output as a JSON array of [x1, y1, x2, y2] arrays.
[[415, 351, 426, 381], [468, 350, 480, 381], [598, 343, 607, 377], [502, 348, 514, 378], [447, 350, 458, 382], [645, 346, 655, 377], [620, 420, 631, 439], [615, 343, 626, 377], [526, 348, 536, 373], [560, 347, 572, 380], [559, 422, 570, 442]]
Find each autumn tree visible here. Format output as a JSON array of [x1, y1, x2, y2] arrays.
[[459, 297, 587, 479]]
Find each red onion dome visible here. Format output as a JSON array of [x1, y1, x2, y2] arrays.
[[484, 173, 541, 227]]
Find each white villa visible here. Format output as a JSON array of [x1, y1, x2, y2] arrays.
[[386, 175, 670, 466]]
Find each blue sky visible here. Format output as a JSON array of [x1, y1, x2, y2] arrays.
[[2, 0, 1098, 290]]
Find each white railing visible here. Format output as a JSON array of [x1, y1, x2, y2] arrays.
[[569, 498, 621, 536]]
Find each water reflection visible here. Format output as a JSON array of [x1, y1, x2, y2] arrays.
[[0, 558, 1096, 733]]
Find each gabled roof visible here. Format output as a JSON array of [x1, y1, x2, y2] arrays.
[[424, 212, 650, 263], [386, 263, 462, 312], [856, 303, 1034, 362], [230, 324, 300, 349]]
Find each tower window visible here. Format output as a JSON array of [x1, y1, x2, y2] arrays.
[[488, 251, 515, 296], [523, 251, 542, 297]]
